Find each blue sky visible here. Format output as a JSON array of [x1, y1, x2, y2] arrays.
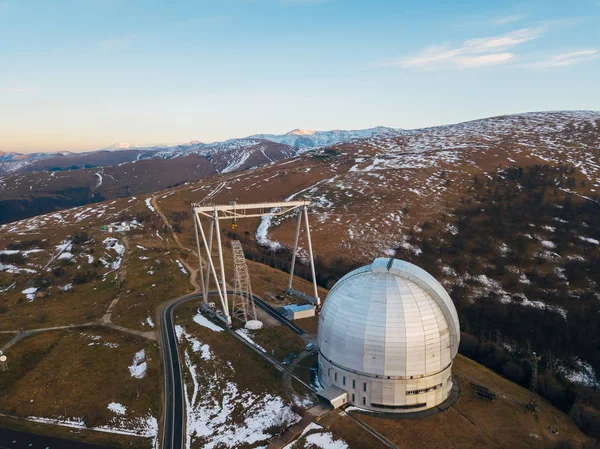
[[1, 0, 599, 152]]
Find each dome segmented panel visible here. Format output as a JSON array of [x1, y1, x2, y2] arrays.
[[318, 258, 459, 378]]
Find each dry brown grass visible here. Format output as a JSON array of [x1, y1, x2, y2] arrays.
[[0, 279, 116, 330], [110, 243, 191, 331], [293, 353, 318, 385], [310, 411, 388, 449], [0, 333, 15, 349], [295, 316, 319, 334], [0, 206, 192, 333], [249, 325, 305, 361], [354, 354, 589, 449], [0, 232, 119, 330], [0, 415, 150, 449], [0, 328, 160, 449]]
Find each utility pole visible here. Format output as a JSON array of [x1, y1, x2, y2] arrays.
[[528, 351, 541, 412]]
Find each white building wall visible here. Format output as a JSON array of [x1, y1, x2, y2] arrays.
[[318, 353, 453, 412], [291, 308, 315, 320]]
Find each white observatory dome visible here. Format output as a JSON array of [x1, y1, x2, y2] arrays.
[[317, 258, 460, 413]]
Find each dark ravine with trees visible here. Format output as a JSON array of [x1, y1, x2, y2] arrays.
[[0, 187, 105, 225], [394, 164, 600, 438]]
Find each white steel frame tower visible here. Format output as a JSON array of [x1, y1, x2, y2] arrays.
[[192, 201, 320, 326]]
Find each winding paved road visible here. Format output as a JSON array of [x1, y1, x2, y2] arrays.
[[157, 289, 314, 449], [158, 293, 201, 449]]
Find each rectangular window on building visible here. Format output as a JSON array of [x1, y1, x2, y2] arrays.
[[352, 394, 355, 402], [352, 379, 356, 389], [363, 382, 367, 392], [334, 372, 338, 382], [343, 376, 346, 386], [363, 397, 366, 405], [328, 368, 331, 377]]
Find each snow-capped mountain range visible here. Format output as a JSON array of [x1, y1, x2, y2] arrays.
[[0, 126, 402, 175], [9, 126, 398, 156], [97, 126, 402, 154], [248, 126, 401, 150]]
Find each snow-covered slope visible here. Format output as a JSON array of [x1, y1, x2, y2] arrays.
[[249, 126, 401, 150], [101, 142, 135, 151]]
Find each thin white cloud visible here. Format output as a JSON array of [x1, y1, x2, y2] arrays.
[[527, 49, 599, 68], [455, 53, 515, 68], [492, 15, 526, 25], [398, 28, 543, 70]]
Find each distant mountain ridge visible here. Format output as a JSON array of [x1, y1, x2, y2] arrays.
[[0, 125, 402, 168], [0, 150, 72, 162], [0, 110, 598, 226], [248, 126, 401, 150]]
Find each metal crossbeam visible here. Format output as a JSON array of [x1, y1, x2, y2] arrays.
[[193, 201, 310, 220], [192, 201, 320, 326]]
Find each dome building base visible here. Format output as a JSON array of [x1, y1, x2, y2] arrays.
[[318, 353, 455, 413], [345, 375, 461, 420]]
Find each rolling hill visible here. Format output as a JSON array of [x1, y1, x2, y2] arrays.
[[0, 126, 403, 224]]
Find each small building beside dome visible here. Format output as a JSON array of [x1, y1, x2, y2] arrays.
[[316, 257, 460, 413]]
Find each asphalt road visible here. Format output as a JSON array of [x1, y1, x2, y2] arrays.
[[158, 290, 311, 449], [158, 292, 201, 449]]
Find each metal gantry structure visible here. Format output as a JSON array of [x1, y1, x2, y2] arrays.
[[230, 240, 257, 322], [192, 201, 320, 326]]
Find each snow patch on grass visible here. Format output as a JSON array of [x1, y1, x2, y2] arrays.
[[21, 287, 37, 301], [283, 422, 349, 449], [143, 316, 155, 328], [129, 349, 147, 379], [179, 328, 300, 449], [26, 414, 158, 444], [235, 329, 267, 353], [107, 402, 127, 416], [0, 263, 36, 274], [304, 431, 349, 449], [145, 198, 156, 213], [193, 311, 223, 333], [176, 260, 188, 276], [102, 237, 125, 273], [103, 237, 125, 256]]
